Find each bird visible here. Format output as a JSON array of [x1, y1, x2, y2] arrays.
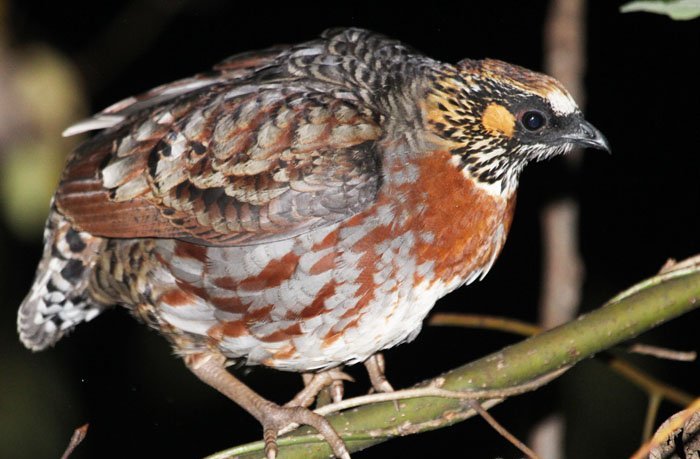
[[17, 28, 609, 458]]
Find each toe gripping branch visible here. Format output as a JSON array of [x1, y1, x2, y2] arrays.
[[185, 352, 350, 459]]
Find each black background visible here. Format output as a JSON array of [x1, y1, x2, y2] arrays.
[[1, 1, 699, 458]]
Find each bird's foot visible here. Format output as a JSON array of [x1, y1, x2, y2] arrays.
[[184, 352, 350, 459], [364, 353, 394, 393], [287, 368, 354, 408], [259, 402, 350, 459]]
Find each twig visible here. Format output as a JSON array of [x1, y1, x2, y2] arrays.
[[59, 424, 89, 459], [603, 356, 695, 407], [629, 398, 700, 459], [431, 312, 696, 408], [658, 254, 700, 274], [642, 393, 662, 441], [275, 366, 571, 437], [314, 366, 570, 418], [429, 313, 542, 336], [609, 262, 700, 304], [627, 344, 696, 362], [469, 400, 541, 459]]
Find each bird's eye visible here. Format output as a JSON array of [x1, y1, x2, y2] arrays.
[[521, 111, 546, 131]]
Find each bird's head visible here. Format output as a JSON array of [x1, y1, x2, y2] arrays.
[[424, 58, 609, 194]]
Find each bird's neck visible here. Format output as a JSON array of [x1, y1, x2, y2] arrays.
[[418, 66, 524, 198]]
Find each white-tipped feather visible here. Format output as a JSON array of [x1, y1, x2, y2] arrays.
[[62, 115, 124, 137]]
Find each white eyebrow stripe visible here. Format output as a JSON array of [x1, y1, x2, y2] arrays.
[[546, 89, 578, 115]]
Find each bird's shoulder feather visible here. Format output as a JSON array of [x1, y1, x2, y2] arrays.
[[56, 38, 392, 246]]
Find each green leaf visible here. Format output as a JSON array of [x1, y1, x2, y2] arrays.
[[621, 0, 700, 20]]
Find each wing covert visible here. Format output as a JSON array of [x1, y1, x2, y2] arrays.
[[56, 82, 384, 246]]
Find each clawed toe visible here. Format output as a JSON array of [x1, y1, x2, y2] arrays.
[[288, 368, 354, 408], [329, 377, 345, 403], [185, 353, 350, 458], [259, 404, 350, 459], [365, 353, 395, 393]]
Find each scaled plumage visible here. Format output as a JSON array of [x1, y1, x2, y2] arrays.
[[18, 28, 608, 458]]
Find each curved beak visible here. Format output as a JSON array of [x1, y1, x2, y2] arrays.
[[564, 120, 611, 153]]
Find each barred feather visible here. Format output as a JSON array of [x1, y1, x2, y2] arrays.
[[18, 204, 106, 350]]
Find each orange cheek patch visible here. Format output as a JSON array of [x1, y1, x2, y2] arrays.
[[481, 103, 516, 137]]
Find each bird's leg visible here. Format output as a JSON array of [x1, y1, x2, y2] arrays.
[[184, 352, 350, 459], [364, 353, 394, 393], [286, 368, 353, 408], [329, 371, 347, 404]]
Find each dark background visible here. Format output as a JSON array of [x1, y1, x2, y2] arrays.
[[1, 1, 699, 458]]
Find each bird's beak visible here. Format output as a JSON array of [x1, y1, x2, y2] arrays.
[[564, 120, 611, 153]]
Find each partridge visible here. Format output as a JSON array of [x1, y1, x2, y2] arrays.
[[18, 28, 609, 458]]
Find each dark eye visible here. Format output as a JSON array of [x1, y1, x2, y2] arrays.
[[521, 111, 546, 131]]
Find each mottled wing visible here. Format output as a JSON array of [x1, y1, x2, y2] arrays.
[[56, 57, 385, 246], [62, 45, 288, 137]]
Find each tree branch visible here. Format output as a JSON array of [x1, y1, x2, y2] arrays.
[[207, 264, 700, 459], [431, 313, 696, 408]]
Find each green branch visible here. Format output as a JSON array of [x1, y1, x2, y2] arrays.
[[208, 264, 700, 459]]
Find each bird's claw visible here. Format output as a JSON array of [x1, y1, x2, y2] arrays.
[[258, 403, 350, 459], [365, 353, 395, 393]]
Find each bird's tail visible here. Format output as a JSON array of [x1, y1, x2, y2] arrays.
[[18, 203, 107, 351]]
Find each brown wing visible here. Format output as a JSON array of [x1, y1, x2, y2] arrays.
[[56, 68, 384, 246], [61, 45, 289, 138]]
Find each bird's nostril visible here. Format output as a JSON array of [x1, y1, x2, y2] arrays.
[[581, 122, 597, 139]]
